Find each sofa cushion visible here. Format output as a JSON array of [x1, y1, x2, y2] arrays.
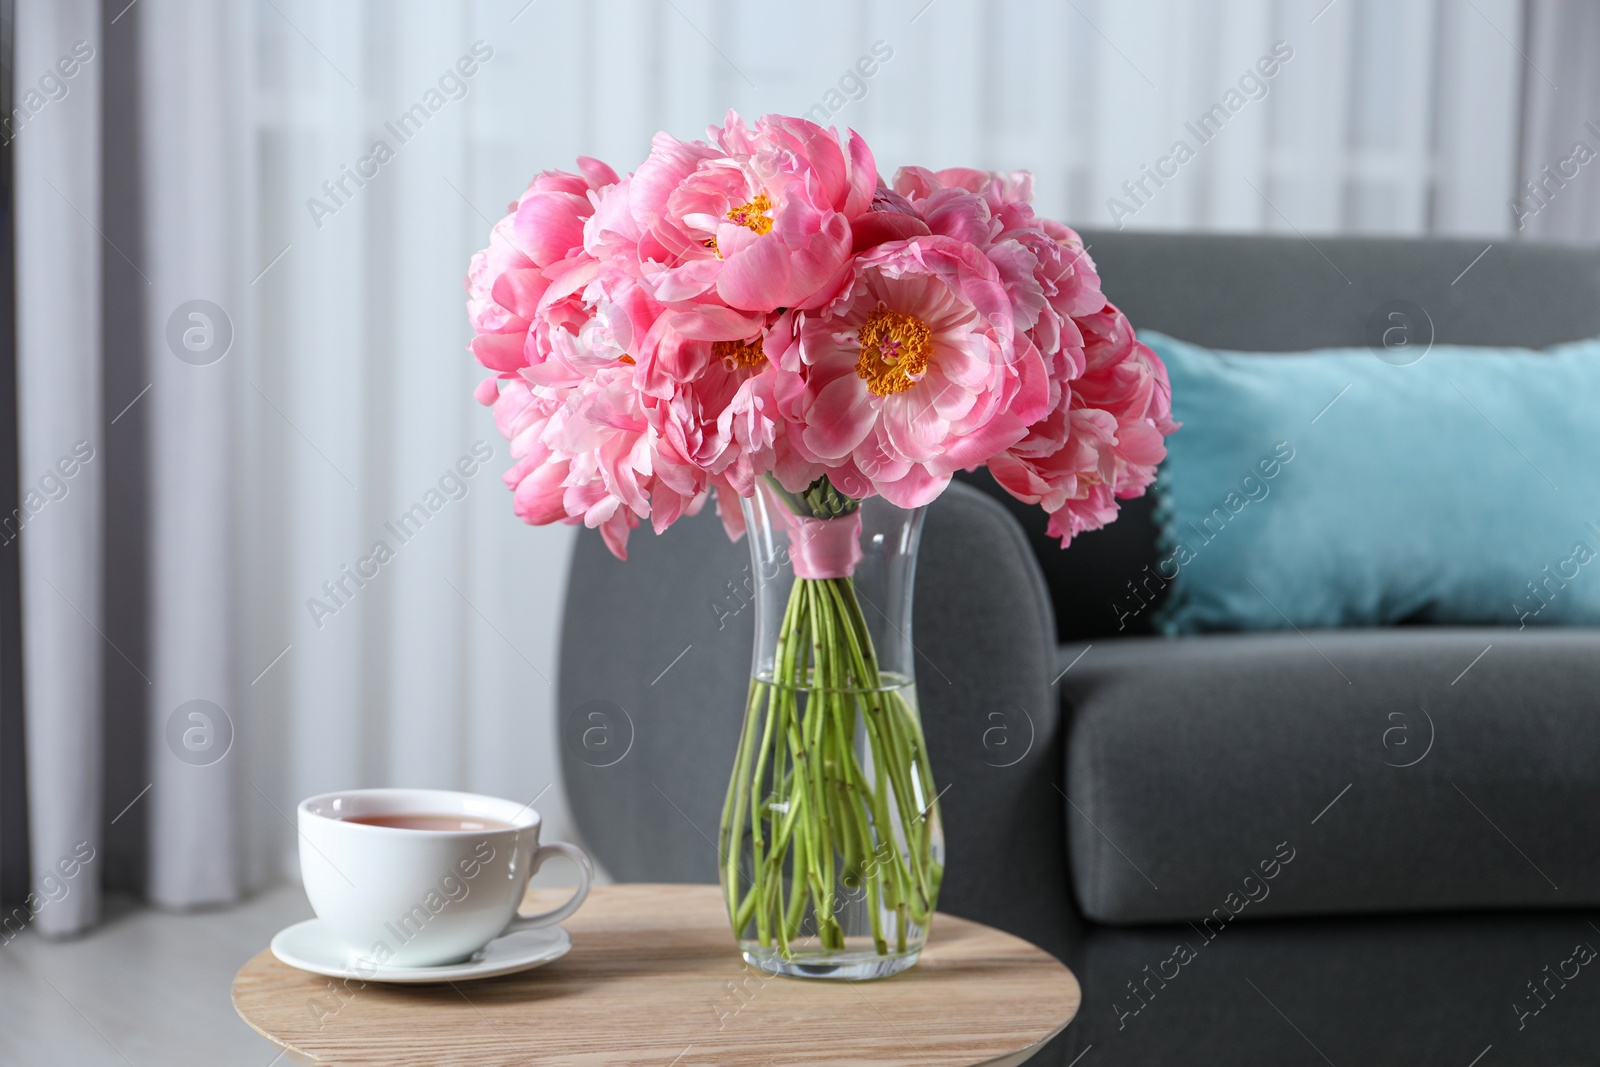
[[1060, 629, 1600, 924], [1142, 329, 1600, 634], [963, 232, 1600, 644]]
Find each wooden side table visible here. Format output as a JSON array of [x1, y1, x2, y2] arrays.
[[234, 883, 1080, 1066]]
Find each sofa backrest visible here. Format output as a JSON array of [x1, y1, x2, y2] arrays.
[[960, 231, 1600, 642]]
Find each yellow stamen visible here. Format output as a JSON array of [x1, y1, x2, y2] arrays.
[[725, 192, 774, 236], [855, 307, 933, 396], [618, 353, 635, 365], [713, 335, 765, 371]]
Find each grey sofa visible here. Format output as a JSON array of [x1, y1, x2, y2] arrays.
[[559, 231, 1600, 1065]]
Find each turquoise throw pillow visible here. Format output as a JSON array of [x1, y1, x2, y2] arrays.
[[1141, 330, 1600, 634]]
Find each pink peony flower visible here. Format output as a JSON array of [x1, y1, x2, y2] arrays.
[[882, 165, 1176, 545], [467, 159, 618, 384], [989, 302, 1177, 545], [776, 235, 1048, 508], [588, 111, 876, 317], [890, 165, 1103, 377]]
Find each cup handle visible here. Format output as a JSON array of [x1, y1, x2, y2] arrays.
[[501, 842, 593, 935]]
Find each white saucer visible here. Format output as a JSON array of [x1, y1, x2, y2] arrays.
[[270, 918, 571, 983]]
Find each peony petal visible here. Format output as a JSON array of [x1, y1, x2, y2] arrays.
[[875, 464, 950, 509], [774, 115, 848, 208], [801, 375, 877, 460], [651, 258, 722, 303], [716, 235, 793, 311], [576, 156, 620, 188], [513, 192, 590, 265], [1114, 420, 1168, 466], [713, 482, 748, 541], [850, 211, 931, 254], [471, 331, 529, 372], [776, 214, 852, 307], [490, 268, 549, 320], [843, 129, 878, 218], [671, 305, 766, 341], [596, 508, 636, 559], [512, 459, 572, 525]]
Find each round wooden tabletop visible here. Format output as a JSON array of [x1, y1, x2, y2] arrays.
[[234, 883, 1080, 1066]]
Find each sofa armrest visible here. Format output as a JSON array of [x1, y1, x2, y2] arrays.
[[914, 482, 1083, 964]]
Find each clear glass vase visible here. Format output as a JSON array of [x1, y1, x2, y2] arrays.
[[719, 476, 945, 980]]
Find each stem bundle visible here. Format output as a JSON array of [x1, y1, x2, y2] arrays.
[[720, 575, 943, 958]]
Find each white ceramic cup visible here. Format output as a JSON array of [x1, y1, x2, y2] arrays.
[[297, 787, 593, 968]]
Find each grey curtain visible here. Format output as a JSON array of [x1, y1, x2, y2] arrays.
[[1516, 0, 1600, 241], [137, 0, 243, 912], [15, 0, 106, 937], [9, 0, 242, 937]]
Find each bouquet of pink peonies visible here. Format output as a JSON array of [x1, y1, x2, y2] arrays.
[[468, 111, 1174, 555], [466, 111, 1176, 976]]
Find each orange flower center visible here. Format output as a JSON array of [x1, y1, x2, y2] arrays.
[[855, 307, 933, 396], [713, 335, 765, 371], [725, 192, 774, 236]]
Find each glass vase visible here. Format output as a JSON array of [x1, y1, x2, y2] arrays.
[[719, 476, 944, 980]]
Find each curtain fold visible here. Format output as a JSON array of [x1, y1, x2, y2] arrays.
[[15, 0, 104, 937], [0, 0, 27, 909], [1516, 0, 1600, 241], [139, 0, 245, 909]]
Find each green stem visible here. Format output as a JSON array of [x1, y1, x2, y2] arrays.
[[829, 579, 943, 914], [722, 561, 943, 959], [721, 678, 762, 919]]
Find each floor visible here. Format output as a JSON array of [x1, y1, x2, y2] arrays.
[[0, 886, 315, 1064], [2, 860, 604, 1065]]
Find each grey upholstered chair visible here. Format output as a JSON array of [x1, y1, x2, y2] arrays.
[[560, 231, 1600, 1066]]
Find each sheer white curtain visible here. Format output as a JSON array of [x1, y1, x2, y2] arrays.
[[245, 2, 582, 887], [241, 0, 1531, 887]]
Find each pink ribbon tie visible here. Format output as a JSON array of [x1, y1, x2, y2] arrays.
[[786, 512, 863, 580]]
